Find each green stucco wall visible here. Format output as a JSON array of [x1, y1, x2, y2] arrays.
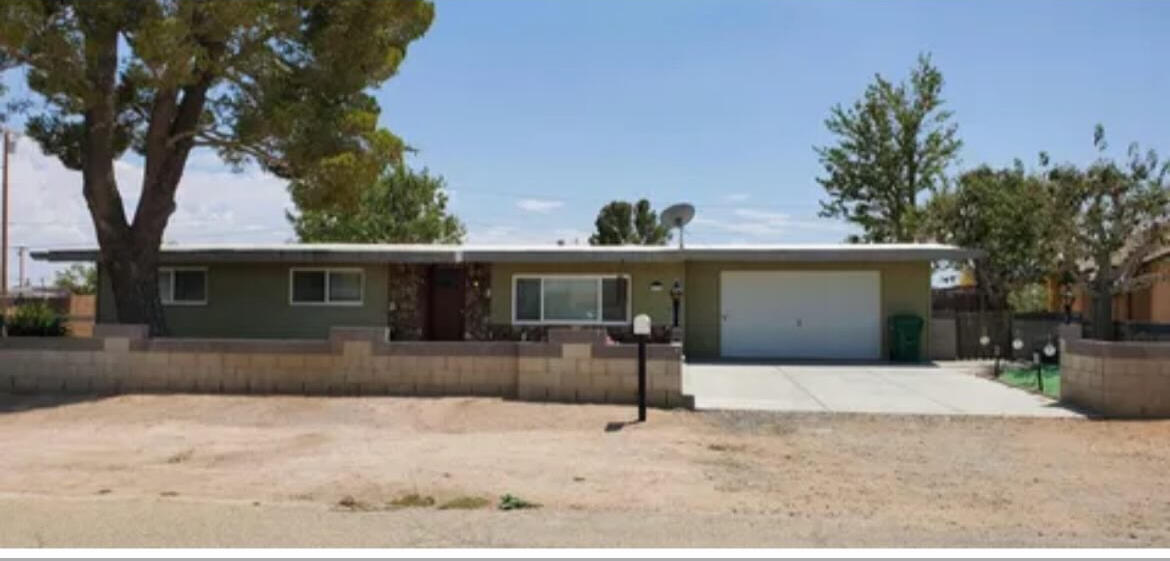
[[683, 261, 932, 360], [98, 263, 389, 339], [489, 261, 686, 328]]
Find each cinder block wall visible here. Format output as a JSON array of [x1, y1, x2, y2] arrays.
[[1061, 338, 1170, 417], [0, 326, 689, 409]]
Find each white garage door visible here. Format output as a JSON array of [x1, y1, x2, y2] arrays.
[[720, 271, 881, 360]]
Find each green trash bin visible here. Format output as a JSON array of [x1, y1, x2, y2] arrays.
[[888, 314, 924, 362]]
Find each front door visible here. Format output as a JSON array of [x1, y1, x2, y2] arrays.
[[428, 266, 466, 341]]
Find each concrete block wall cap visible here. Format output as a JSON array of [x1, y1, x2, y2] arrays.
[[1066, 338, 1170, 359], [93, 324, 149, 340], [547, 328, 608, 345], [329, 326, 389, 343]]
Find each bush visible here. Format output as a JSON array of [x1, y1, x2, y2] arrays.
[[4, 301, 68, 337]]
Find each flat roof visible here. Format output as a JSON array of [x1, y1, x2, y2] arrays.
[[32, 243, 982, 264]]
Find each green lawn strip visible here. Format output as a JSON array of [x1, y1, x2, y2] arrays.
[[998, 365, 1060, 399]]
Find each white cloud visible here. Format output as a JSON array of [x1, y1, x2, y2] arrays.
[[724, 193, 751, 202], [6, 145, 294, 288], [689, 207, 854, 241], [515, 198, 564, 213], [465, 224, 588, 246]]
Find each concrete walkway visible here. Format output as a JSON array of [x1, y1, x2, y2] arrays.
[[684, 362, 1080, 417]]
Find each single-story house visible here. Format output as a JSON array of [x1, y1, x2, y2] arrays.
[[33, 243, 977, 361]]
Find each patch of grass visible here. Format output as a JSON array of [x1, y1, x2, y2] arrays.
[[707, 443, 747, 453], [387, 493, 435, 509], [498, 493, 540, 511], [336, 495, 378, 512], [999, 365, 1060, 399], [166, 449, 194, 464], [438, 496, 491, 510]]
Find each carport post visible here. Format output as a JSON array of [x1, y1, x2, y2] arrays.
[[633, 314, 651, 423]]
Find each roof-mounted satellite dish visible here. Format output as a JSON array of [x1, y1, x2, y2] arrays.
[[660, 203, 695, 249]]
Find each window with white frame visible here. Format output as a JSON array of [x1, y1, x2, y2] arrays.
[[290, 268, 364, 305], [512, 275, 629, 324], [158, 267, 207, 305]]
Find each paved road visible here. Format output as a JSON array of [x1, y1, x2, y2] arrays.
[[684, 362, 1079, 417]]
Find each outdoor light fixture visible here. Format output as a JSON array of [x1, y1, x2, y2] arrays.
[[669, 280, 683, 329], [649, 280, 664, 292], [1061, 284, 1075, 324]]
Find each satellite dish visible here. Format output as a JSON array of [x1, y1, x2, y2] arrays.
[[660, 203, 696, 249]]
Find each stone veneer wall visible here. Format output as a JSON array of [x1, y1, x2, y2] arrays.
[[1061, 337, 1170, 417], [0, 325, 688, 408], [386, 264, 427, 341], [463, 263, 492, 340]]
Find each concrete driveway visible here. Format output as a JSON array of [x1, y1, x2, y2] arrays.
[[684, 362, 1080, 417]]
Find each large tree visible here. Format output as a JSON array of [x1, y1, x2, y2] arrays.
[[0, 0, 433, 334], [816, 54, 962, 242], [925, 163, 1061, 310], [292, 165, 464, 244], [1045, 126, 1170, 340], [588, 199, 670, 246]]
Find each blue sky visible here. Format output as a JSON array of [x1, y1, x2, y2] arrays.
[[4, 0, 1169, 285], [370, 0, 1168, 245]]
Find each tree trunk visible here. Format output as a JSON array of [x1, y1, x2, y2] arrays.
[[76, 7, 216, 336], [1090, 284, 1115, 341], [99, 228, 168, 335]]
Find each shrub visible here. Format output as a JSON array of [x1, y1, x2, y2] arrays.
[[497, 493, 540, 511], [4, 301, 67, 337]]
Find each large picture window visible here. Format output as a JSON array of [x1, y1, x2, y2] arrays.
[[158, 267, 207, 305], [290, 268, 364, 306], [512, 275, 630, 324]]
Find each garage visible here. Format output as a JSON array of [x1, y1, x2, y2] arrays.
[[719, 270, 881, 359]]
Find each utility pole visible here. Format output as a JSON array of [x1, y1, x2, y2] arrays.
[[2, 129, 10, 298], [17, 246, 27, 289]]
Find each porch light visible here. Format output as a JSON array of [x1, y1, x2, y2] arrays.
[[669, 280, 683, 329], [649, 280, 664, 292], [1061, 284, 1075, 324]]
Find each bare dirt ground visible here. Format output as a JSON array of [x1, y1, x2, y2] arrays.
[[0, 393, 1168, 547]]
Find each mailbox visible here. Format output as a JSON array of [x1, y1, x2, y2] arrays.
[[633, 314, 652, 337]]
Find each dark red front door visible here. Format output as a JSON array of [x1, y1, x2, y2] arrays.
[[428, 266, 465, 341]]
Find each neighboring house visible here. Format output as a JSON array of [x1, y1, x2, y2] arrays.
[[1046, 247, 1170, 323], [32, 243, 976, 361], [1, 286, 96, 337]]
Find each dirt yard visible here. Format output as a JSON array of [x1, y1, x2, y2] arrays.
[[0, 394, 1167, 547]]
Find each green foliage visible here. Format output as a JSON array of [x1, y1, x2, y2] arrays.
[[925, 164, 1060, 309], [52, 264, 98, 295], [999, 365, 1060, 399], [4, 301, 67, 337], [292, 166, 464, 244], [497, 493, 540, 511], [0, 0, 434, 331], [1044, 126, 1170, 339], [588, 199, 670, 245], [816, 54, 962, 242], [1007, 284, 1049, 313]]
